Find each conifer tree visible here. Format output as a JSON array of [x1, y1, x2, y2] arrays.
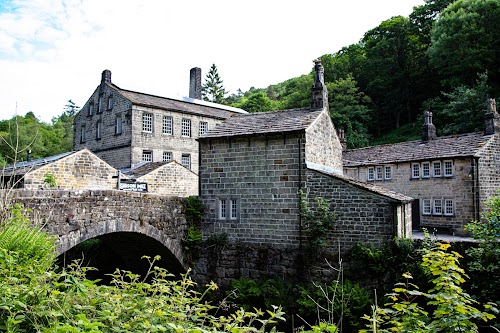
[[202, 64, 227, 104]]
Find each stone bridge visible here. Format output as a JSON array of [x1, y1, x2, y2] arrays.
[[7, 189, 188, 273]]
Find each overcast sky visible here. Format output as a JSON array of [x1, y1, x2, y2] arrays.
[[0, 0, 424, 122]]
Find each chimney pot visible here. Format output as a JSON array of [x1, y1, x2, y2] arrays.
[[422, 111, 437, 141]]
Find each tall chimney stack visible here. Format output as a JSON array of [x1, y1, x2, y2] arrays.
[[422, 111, 437, 142], [311, 59, 328, 110], [484, 98, 500, 135], [101, 69, 112, 84], [189, 67, 202, 99]]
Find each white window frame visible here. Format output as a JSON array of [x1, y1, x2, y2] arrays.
[[367, 167, 375, 181], [422, 162, 430, 178], [444, 199, 454, 216], [376, 166, 383, 180], [162, 116, 173, 135], [162, 151, 172, 162], [433, 161, 442, 177], [107, 95, 114, 110], [181, 154, 191, 169], [80, 126, 86, 143], [384, 166, 392, 180], [96, 120, 102, 139], [142, 150, 153, 162], [229, 199, 238, 220], [444, 160, 453, 177], [411, 163, 420, 179], [433, 199, 443, 215], [219, 199, 227, 219], [143, 113, 153, 133], [199, 121, 208, 136], [422, 199, 432, 215], [181, 118, 191, 137], [114, 115, 122, 135]]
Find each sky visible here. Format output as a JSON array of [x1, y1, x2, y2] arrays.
[[0, 0, 425, 122]]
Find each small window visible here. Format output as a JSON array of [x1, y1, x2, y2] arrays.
[[142, 150, 153, 162], [181, 154, 191, 169], [230, 199, 238, 220], [444, 160, 453, 177], [80, 126, 86, 143], [97, 94, 103, 113], [433, 199, 443, 215], [433, 161, 442, 177], [384, 166, 392, 180], [163, 116, 173, 135], [96, 120, 102, 140], [376, 166, 383, 180], [163, 151, 172, 162], [107, 95, 114, 110], [199, 121, 208, 136], [143, 113, 153, 133], [181, 118, 191, 137], [444, 199, 454, 216], [422, 199, 432, 215], [219, 199, 227, 219], [411, 163, 420, 179], [88, 102, 94, 116], [367, 167, 375, 181], [422, 162, 430, 178], [114, 115, 122, 135]]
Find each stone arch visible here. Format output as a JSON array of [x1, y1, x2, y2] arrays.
[[56, 219, 187, 271]]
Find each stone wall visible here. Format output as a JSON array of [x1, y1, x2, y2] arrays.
[[8, 189, 187, 266], [136, 161, 198, 197], [477, 134, 500, 214]]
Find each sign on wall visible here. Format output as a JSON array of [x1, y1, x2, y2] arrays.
[[119, 180, 148, 192]]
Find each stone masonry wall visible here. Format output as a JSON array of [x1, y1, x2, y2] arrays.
[[24, 149, 118, 190], [8, 189, 187, 265], [477, 134, 500, 214], [136, 161, 198, 197]]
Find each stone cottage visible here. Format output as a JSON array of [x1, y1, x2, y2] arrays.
[[196, 60, 413, 284], [73, 68, 246, 172], [343, 99, 500, 235]]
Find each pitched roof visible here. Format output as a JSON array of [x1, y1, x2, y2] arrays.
[[125, 161, 169, 178], [112, 84, 245, 120], [199, 108, 323, 139], [1, 151, 75, 176], [308, 166, 413, 203], [343, 132, 494, 167]]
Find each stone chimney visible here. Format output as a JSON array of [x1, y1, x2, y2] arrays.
[[422, 111, 437, 142], [311, 59, 328, 110], [337, 129, 347, 151], [189, 67, 202, 99], [101, 69, 112, 84], [484, 98, 500, 135]]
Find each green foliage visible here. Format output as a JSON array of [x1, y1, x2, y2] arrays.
[[182, 196, 204, 261], [234, 91, 281, 113], [44, 172, 57, 188], [370, 122, 421, 145], [202, 63, 227, 104], [299, 190, 335, 251], [229, 278, 295, 312], [360, 242, 497, 333]]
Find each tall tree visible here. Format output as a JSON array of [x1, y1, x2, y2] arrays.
[[202, 64, 227, 104]]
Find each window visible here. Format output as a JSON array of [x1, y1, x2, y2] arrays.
[[367, 167, 375, 181], [163, 116, 173, 135], [181, 154, 191, 169], [96, 121, 102, 139], [143, 113, 153, 133], [433, 199, 443, 215], [411, 163, 420, 178], [219, 200, 227, 219], [162, 151, 172, 162], [199, 121, 208, 136], [422, 162, 430, 178], [181, 118, 191, 137], [444, 199, 454, 215], [97, 94, 103, 113], [384, 166, 392, 180], [107, 95, 114, 110], [422, 199, 432, 215], [444, 160, 453, 177], [433, 161, 442, 177], [230, 199, 238, 220], [80, 126, 86, 143], [114, 115, 122, 135], [142, 150, 153, 162], [88, 102, 94, 116], [376, 166, 383, 180]]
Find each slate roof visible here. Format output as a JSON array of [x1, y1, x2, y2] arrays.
[[199, 108, 323, 139], [112, 84, 246, 120], [343, 132, 494, 167], [308, 166, 413, 203], [125, 161, 169, 178], [1, 151, 75, 176]]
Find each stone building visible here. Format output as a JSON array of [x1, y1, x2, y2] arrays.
[[73, 68, 246, 172], [343, 99, 500, 235], [196, 61, 412, 284]]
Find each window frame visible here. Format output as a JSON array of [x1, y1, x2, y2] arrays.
[[376, 166, 383, 180], [142, 150, 153, 162], [444, 160, 453, 177], [219, 199, 227, 219], [181, 154, 191, 169], [229, 199, 238, 220], [96, 120, 102, 140], [80, 125, 86, 143], [162, 151, 172, 162], [88, 102, 94, 116], [97, 94, 104, 113], [367, 167, 375, 181], [422, 162, 431, 178], [163, 116, 173, 135], [181, 118, 191, 137], [114, 115, 122, 135], [107, 95, 114, 110], [384, 166, 392, 180], [422, 199, 432, 215], [411, 163, 420, 179], [433, 199, 443, 215], [142, 113, 153, 133], [433, 161, 442, 177], [444, 199, 454, 216], [199, 121, 208, 136]]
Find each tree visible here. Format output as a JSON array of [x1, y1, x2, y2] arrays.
[[202, 64, 227, 104], [236, 91, 279, 113], [428, 0, 500, 94]]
